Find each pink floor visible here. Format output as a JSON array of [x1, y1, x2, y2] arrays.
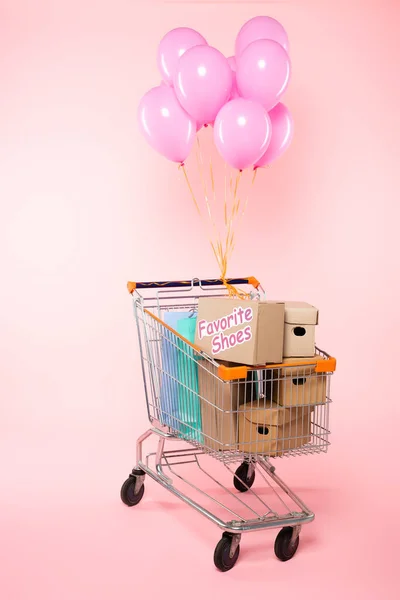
[[2, 425, 398, 599]]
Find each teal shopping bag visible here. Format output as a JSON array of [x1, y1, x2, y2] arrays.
[[160, 311, 195, 430], [176, 316, 203, 443]]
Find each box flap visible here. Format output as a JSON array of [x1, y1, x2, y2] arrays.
[[281, 354, 320, 375], [239, 402, 292, 427], [282, 354, 320, 366], [255, 302, 285, 364], [283, 302, 319, 325], [240, 402, 312, 427]]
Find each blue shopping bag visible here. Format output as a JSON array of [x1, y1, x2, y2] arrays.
[[176, 316, 203, 443], [159, 311, 196, 430]]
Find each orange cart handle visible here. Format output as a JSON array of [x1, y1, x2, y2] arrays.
[[127, 277, 260, 294]]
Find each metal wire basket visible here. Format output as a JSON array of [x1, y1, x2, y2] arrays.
[[120, 278, 336, 571]]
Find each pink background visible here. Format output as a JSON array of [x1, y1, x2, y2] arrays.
[[1, 0, 399, 598]]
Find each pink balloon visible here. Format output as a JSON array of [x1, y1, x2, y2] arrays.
[[230, 75, 240, 100], [227, 56, 236, 71], [227, 56, 239, 100], [236, 39, 291, 111], [235, 16, 289, 56], [138, 85, 196, 163], [157, 28, 208, 85], [214, 99, 271, 170], [255, 103, 294, 167], [174, 46, 232, 125]]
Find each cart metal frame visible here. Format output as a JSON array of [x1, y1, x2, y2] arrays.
[[120, 278, 335, 571]]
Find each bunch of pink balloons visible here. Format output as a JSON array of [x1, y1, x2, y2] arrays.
[[138, 17, 294, 170]]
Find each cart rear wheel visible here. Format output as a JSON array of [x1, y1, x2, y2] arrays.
[[214, 534, 240, 572], [120, 473, 145, 507], [274, 527, 300, 561], [233, 462, 255, 493]]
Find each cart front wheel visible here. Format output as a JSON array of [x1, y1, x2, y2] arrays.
[[274, 527, 300, 561], [120, 472, 145, 507], [233, 462, 255, 493], [214, 534, 240, 572]]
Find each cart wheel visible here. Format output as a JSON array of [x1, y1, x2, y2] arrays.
[[274, 527, 300, 561], [120, 473, 145, 507], [233, 462, 255, 493], [214, 534, 240, 572]]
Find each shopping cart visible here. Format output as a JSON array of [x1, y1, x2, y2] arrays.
[[120, 278, 335, 571]]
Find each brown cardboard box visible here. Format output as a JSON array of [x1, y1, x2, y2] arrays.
[[274, 355, 327, 407], [197, 360, 258, 451], [195, 297, 285, 366], [238, 402, 311, 456], [283, 302, 318, 358]]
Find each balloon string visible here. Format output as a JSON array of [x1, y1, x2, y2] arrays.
[[210, 166, 248, 298], [224, 162, 228, 226], [196, 134, 220, 245], [219, 169, 249, 299], [183, 146, 231, 296], [242, 167, 258, 217], [183, 162, 229, 292], [210, 156, 216, 212], [180, 164, 201, 216], [221, 167, 261, 297], [233, 169, 241, 200], [196, 135, 211, 219], [227, 170, 242, 240], [181, 144, 250, 300]]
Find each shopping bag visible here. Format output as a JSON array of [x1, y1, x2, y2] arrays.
[[159, 311, 195, 430], [176, 316, 203, 443]]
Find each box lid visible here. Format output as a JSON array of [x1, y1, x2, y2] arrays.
[[239, 402, 293, 427], [282, 354, 320, 366], [284, 302, 319, 325], [280, 354, 322, 377]]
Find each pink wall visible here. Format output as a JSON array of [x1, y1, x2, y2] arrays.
[[1, 1, 399, 598]]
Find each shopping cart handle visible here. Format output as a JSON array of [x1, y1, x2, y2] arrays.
[[127, 277, 260, 294]]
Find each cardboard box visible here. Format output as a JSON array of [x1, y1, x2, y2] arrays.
[[197, 360, 258, 451], [283, 302, 318, 358], [195, 297, 285, 366], [238, 402, 311, 456], [273, 355, 327, 407]]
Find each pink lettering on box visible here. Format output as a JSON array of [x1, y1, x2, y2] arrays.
[[221, 333, 230, 351], [244, 308, 252, 322], [198, 320, 207, 339], [198, 306, 253, 337], [211, 326, 253, 355], [198, 306, 254, 354], [212, 336, 221, 354]]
